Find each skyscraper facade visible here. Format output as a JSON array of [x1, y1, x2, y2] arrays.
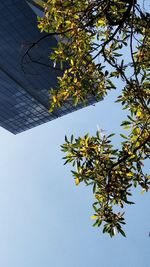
[[0, 0, 97, 134]]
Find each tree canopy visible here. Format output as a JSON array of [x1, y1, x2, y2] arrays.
[[38, 0, 150, 237]]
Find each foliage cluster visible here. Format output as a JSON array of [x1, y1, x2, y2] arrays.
[[38, 0, 150, 237]]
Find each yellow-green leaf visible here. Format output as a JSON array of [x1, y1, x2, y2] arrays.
[[75, 177, 80, 185], [90, 215, 98, 220]]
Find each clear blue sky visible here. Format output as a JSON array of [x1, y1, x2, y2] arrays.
[[0, 89, 149, 267]]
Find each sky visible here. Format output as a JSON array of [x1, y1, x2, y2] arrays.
[[0, 89, 149, 267]]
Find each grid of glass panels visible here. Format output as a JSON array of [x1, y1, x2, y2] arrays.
[[0, 0, 99, 134], [0, 71, 55, 134]]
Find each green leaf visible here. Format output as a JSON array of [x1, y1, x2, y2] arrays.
[[118, 228, 126, 237], [65, 135, 68, 143], [107, 133, 115, 138], [121, 121, 131, 126], [71, 134, 74, 143], [120, 134, 129, 139]]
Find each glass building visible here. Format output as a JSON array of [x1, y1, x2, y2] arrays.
[[0, 0, 97, 134]]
